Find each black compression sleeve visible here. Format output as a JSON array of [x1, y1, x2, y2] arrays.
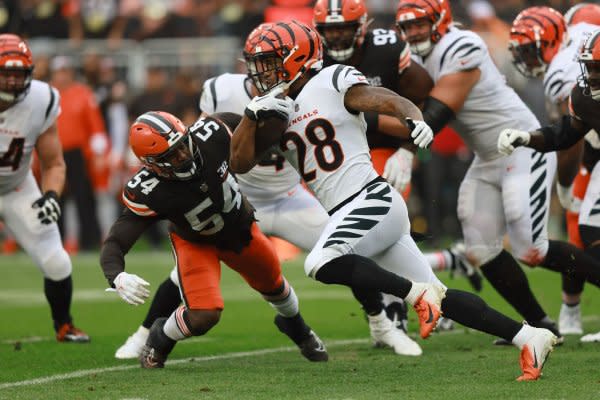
[[100, 209, 158, 287], [364, 111, 379, 136], [539, 115, 587, 152], [422, 96, 455, 135]]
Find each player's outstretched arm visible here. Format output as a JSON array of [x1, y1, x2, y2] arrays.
[[100, 209, 156, 287], [498, 116, 588, 156], [344, 85, 433, 148]]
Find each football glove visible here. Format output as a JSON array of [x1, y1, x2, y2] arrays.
[[110, 272, 150, 306], [556, 182, 574, 211], [497, 128, 530, 156], [245, 88, 294, 121], [406, 118, 433, 149], [31, 190, 61, 224], [383, 148, 414, 193]]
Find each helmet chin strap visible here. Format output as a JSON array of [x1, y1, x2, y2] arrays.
[[591, 88, 600, 101], [328, 47, 354, 62]]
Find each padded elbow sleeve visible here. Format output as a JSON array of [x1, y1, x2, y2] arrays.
[[422, 96, 455, 135]]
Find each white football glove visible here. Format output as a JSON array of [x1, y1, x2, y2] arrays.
[[407, 118, 434, 149], [110, 272, 150, 306], [31, 190, 61, 224], [383, 148, 414, 193], [497, 128, 530, 156], [245, 87, 294, 121], [556, 182, 575, 211]]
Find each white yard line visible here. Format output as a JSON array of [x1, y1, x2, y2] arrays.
[[0, 339, 368, 390]]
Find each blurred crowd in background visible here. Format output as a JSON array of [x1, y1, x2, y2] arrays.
[[0, 0, 591, 253]]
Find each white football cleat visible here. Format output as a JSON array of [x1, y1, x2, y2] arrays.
[[515, 325, 557, 381], [115, 326, 149, 359], [580, 331, 600, 343], [369, 311, 422, 356], [558, 303, 583, 335]]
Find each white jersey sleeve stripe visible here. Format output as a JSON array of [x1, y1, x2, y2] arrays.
[[438, 36, 471, 69], [331, 65, 347, 92], [44, 85, 56, 121]]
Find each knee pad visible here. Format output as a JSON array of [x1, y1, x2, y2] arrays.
[[513, 240, 549, 267], [304, 244, 348, 278], [40, 248, 72, 281], [169, 266, 180, 288], [186, 309, 221, 336], [579, 224, 600, 248]]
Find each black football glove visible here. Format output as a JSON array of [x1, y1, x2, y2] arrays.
[[244, 88, 294, 121], [32, 190, 61, 224]]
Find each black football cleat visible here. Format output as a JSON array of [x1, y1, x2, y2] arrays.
[[139, 318, 176, 368], [274, 314, 328, 362], [299, 330, 329, 362]]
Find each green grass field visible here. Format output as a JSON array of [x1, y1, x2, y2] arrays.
[[1, 251, 600, 400]]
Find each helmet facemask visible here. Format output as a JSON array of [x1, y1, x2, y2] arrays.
[[143, 134, 199, 181], [316, 20, 364, 62], [245, 51, 287, 95], [580, 60, 600, 101], [397, 17, 435, 57], [509, 40, 548, 78], [0, 64, 33, 103]]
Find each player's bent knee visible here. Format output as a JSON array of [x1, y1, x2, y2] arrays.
[[40, 248, 72, 281], [186, 309, 221, 336], [513, 240, 548, 266]]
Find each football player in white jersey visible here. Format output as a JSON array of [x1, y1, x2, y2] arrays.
[[508, 6, 600, 336], [0, 34, 89, 342], [231, 20, 557, 381], [115, 68, 423, 359], [395, 0, 600, 345], [498, 29, 600, 343]]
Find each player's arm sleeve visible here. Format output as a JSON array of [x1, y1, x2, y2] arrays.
[[99, 208, 158, 287], [331, 65, 369, 95], [199, 77, 217, 113], [41, 85, 60, 133], [535, 115, 589, 152], [438, 34, 485, 76]]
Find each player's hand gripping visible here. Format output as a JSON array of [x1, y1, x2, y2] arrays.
[[383, 148, 414, 192], [31, 190, 61, 224], [110, 272, 150, 306], [245, 87, 294, 121], [497, 128, 530, 155], [406, 118, 434, 148]]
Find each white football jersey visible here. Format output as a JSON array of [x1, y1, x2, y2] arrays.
[[415, 27, 540, 161], [199, 73, 301, 200], [544, 22, 598, 105], [278, 65, 379, 212], [0, 80, 60, 195]]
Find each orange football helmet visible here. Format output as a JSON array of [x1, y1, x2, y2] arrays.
[[395, 0, 452, 56], [0, 34, 33, 104], [509, 7, 567, 78], [129, 111, 198, 180], [579, 29, 600, 101], [313, 0, 369, 62], [565, 3, 600, 26], [243, 20, 323, 94]]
